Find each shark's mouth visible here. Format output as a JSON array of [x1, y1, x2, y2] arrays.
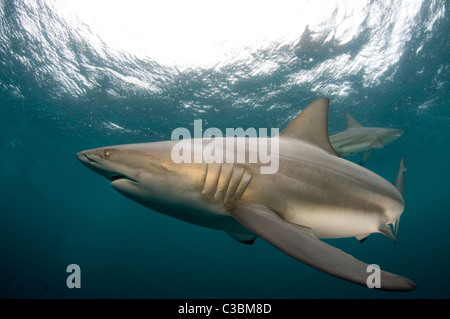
[[110, 174, 127, 182], [109, 174, 138, 184]]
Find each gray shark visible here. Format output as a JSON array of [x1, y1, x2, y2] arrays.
[[329, 112, 404, 165], [77, 98, 415, 291]]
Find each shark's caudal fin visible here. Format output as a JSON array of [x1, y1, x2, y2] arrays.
[[395, 157, 406, 197], [393, 157, 406, 239], [345, 112, 363, 129], [280, 98, 339, 156]]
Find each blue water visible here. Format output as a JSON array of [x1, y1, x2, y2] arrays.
[[1, 0, 449, 298]]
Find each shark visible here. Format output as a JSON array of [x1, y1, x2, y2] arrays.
[[329, 112, 404, 165], [77, 98, 415, 291]]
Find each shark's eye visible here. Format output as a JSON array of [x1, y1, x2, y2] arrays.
[[102, 150, 110, 158]]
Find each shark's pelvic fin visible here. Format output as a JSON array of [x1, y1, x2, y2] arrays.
[[226, 231, 257, 245], [281, 98, 338, 156], [356, 234, 370, 243], [360, 151, 372, 166], [345, 112, 363, 129], [231, 203, 415, 291]]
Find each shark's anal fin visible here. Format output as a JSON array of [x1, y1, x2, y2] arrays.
[[231, 203, 415, 291], [280, 98, 339, 156]]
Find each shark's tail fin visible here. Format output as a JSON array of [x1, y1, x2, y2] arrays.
[[393, 157, 406, 239], [395, 157, 406, 197]]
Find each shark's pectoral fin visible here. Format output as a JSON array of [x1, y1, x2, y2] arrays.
[[371, 139, 384, 149], [226, 231, 257, 245], [231, 203, 415, 291]]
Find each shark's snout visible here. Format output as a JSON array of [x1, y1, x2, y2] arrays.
[[77, 151, 96, 165], [76, 148, 138, 184], [76, 149, 114, 180]]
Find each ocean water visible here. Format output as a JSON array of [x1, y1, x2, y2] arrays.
[[0, 0, 449, 299]]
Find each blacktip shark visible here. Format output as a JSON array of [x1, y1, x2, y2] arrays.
[[77, 98, 415, 291], [329, 112, 404, 165]]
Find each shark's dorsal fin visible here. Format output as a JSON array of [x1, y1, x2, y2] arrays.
[[345, 112, 362, 129], [280, 98, 338, 156]]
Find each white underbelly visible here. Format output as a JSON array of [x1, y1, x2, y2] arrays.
[[286, 209, 382, 239]]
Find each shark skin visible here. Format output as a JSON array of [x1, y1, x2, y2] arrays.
[[329, 112, 404, 165], [77, 98, 415, 291]]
